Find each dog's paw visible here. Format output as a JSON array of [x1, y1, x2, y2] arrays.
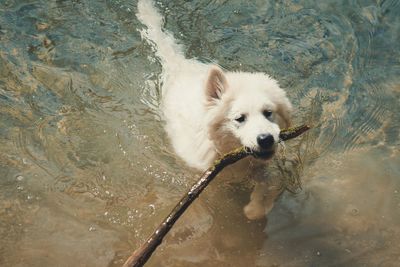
[[243, 201, 267, 220]]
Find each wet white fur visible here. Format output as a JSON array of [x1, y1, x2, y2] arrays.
[[137, 0, 292, 171]]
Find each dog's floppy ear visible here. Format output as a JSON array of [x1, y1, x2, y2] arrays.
[[206, 66, 228, 102], [275, 97, 292, 128]]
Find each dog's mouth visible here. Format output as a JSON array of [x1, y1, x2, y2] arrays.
[[251, 148, 276, 160]]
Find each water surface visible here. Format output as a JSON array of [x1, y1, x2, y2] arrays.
[[0, 0, 399, 266]]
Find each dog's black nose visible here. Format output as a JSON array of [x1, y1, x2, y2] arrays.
[[257, 134, 275, 149]]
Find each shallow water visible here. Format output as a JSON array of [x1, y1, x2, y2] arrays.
[[0, 0, 399, 266]]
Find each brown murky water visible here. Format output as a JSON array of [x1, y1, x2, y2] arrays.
[[1, 1, 399, 266]]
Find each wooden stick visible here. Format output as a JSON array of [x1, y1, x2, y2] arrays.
[[122, 125, 310, 267]]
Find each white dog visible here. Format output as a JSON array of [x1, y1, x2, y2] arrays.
[[137, 0, 292, 220]]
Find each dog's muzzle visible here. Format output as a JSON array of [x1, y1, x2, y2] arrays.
[[257, 134, 275, 149]]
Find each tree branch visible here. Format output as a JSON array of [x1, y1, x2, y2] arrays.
[[122, 124, 310, 267]]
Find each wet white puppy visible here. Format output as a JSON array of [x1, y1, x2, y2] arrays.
[[137, 0, 292, 220]]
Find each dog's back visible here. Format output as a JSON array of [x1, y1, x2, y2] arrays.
[[137, 0, 218, 170]]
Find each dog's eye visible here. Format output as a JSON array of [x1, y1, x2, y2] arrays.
[[263, 110, 273, 119], [235, 114, 246, 123]]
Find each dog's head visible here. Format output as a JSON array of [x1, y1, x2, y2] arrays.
[[206, 66, 292, 158]]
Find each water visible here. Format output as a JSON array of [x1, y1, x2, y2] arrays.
[[0, 0, 399, 266]]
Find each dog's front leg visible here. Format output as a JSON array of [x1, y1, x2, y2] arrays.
[[243, 171, 283, 220]]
